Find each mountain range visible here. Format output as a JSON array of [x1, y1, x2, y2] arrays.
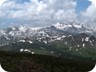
[[0, 21, 96, 60]]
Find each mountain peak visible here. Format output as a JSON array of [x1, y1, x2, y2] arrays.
[[53, 21, 83, 29]]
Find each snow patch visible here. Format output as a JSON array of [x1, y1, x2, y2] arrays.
[[19, 26, 27, 32], [68, 35, 72, 37], [19, 40, 25, 42], [62, 35, 66, 38], [73, 24, 82, 28], [43, 41, 47, 44], [82, 38, 84, 42], [54, 22, 73, 30], [20, 49, 35, 54], [20, 49, 24, 52], [57, 37, 62, 40], [85, 37, 89, 41], [4, 36, 10, 40], [31, 52, 35, 54], [76, 49, 78, 51], [77, 45, 80, 47], [24, 49, 31, 52], [82, 43, 85, 47], [28, 40, 33, 44]]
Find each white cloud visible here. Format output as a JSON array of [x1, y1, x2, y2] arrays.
[[0, 0, 77, 21], [0, 0, 95, 27], [0, 0, 6, 7], [81, 3, 96, 26], [54, 9, 78, 21], [89, 0, 96, 7]]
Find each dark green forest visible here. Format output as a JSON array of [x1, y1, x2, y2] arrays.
[[0, 51, 95, 72]]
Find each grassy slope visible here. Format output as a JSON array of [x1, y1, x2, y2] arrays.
[[0, 51, 95, 72], [1, 41, 96, 60]]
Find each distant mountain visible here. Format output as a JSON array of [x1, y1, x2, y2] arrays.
[[54, 22, 94, 34], [0, 22, 96, 60], [0, 21, 96, 45], [0, 32, 96, 60]]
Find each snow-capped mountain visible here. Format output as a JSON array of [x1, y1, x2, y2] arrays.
[[0, 32, 96, 60], [0, 22, 96, 60], [0, 21, 95, 46], [54, 22, 94, 34]]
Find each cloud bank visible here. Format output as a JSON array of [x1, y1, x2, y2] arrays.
[[81, 3, 96, 26], [0, 0, 96, 27]]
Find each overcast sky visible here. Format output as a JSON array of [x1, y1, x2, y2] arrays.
[[0, 0, 96, 28]]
